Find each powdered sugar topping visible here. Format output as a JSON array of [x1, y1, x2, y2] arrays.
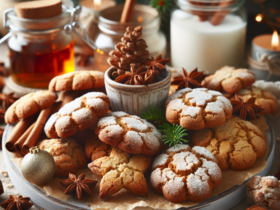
[[122, 117, 148, 131]]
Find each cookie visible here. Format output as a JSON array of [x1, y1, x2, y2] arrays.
[[5, 90, 57, 124], [150, 144, 222, 203], [87, 136, 152, 199], [228, 86, 278, 115], [49, 70, 104, 92], [45, 92, 109, 138], [166, 88, 232, 130], [247, 176, 280, 210], [94, 111, 163, 156], [202, 66, 255, 94], [38, 138, 87, 177], [192, 116, 266, 170]]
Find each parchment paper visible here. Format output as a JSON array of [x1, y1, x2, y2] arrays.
[[11, 117, 270, 210]]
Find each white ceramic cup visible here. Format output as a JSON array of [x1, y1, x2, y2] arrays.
[[105, 67, 171, 116]]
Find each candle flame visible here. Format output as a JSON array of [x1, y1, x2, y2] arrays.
[[272, 30, 279, 50], [94, 0, 101, 7], [255, 14, 263, 22]]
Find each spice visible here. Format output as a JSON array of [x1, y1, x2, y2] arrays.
[[171, 67, 204, 90], [145, 55, 169, 72], [60, 173, 98, 200], [0, 195, 33, 210], [0, 93, 18, 110], [115, 65, 146, 85], [230, 95, 263, 120]]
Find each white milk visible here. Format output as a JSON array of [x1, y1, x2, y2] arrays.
[[171, 10, 246, 74]]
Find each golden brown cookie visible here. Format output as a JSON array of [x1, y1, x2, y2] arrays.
[[202, 66, 255, 94], [166, 88, 232, 130], [150, 144, 222, 203], [49, 70, 104, 92], [38, 138, 87, 177], [229, 86, 278, 115], [94, 111, 163, 156], [192, 116, 266, 171], [44, 92, 110, 138], [247, 176, 280, 210], [5, 91, 57, 124], [87, 136, 152, 199]]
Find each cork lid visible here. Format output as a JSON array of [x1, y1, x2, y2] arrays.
[[15, 0, 62, 19]]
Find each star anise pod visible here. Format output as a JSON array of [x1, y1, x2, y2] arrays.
[[0, 93, 18, 110], [0, 195, 33, 210], [111, 68, 126, 79], [115, 64, 146, 85], [145, 55, 169, 72], [144, 69, 160, 84], [0, 62, 9, 77], [60, 173, 98, 200], [230, 95, 264, 120], [171, 67, 204, 90]]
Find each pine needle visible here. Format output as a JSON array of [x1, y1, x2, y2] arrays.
[[141, 107, 167, 124], [159, 123, 188, 148]]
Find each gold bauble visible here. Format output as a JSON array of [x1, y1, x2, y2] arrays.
[[21, 146, 56, 185]]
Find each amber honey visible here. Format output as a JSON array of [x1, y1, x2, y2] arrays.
[[9, 40, 75, 89]]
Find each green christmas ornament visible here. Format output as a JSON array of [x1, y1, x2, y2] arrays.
[[21, 146, 56, 185]]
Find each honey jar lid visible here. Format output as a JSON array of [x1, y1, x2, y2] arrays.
[[15, 0, 62, 19]]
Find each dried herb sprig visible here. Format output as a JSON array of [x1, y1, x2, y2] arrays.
[[142, 107, 188, 148]]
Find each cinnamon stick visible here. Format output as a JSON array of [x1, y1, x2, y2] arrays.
[[22, 105, 54, 155], [5, 116, 35, 152], [120, 0, 136, 23], [210, 0, 235, 26], [14, 122, 35, 154]]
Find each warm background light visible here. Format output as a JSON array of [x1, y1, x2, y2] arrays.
[[255, 14, 263, 22], [271, 30, 279, 49], [94, 0, 101, 7]]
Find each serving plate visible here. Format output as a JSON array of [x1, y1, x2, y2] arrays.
[[2, 120, 276, 210]]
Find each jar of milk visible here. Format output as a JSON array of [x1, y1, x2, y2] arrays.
[[170, 0, 247, 74]]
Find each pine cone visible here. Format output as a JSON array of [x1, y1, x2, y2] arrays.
[[107, 26, 149, 74]]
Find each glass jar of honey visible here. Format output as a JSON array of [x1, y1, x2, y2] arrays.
[[2, 2, 94, 89]]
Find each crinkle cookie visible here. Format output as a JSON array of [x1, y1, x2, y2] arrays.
[[45, 92, 109, 138], [247, 176, 280, 210], [5, 90, 57, 124], [94, 111, 163, 156], [38, 138, 87, 177], [202, 66, 255, 94], [49, 70, 104, 92], [150, 144, 222, 203], [228, 86, 278, 115], [87, 140, 152, 199], [166, 88, 232, 130], [192, 116, 266, 170]]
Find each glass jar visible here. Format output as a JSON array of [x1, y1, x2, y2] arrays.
[[2, 1, 78, 89], [170, 0, 247, 74], [94, 4, 167, 72]]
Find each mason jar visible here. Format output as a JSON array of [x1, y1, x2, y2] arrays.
[[170, 0, 247, 74], [94, 4, 167, 72]]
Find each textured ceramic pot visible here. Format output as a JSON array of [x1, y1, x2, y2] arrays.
[[105, 67, 171, 116]]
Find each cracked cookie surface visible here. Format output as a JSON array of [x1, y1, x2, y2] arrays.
[[192, 116, 266, 171], [166, 88, 232, 130], [86, 135, 152, 199], [38, 138, 87, 177], [49, 70, 104, 91], [227, 86, 278, 115], [150, 144, 222, 203], [45, 92, 110, 138], [5, 90, 57, 124], [202, 66, 255, 94], [94, 111, 163, 156], [247, 176, 280, 210]]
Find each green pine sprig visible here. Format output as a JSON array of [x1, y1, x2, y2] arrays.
[[159, 123, 188, 148], [142, 107, 188, 148]]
